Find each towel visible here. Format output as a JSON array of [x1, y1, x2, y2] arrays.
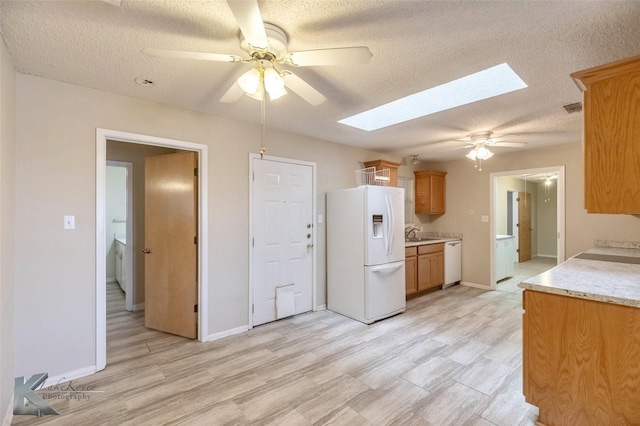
[[275, 284, 295, 319]]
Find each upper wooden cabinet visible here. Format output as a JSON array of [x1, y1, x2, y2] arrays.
[[364, 160, 400, 187], [414, 170, 446, 214], [571, 55, 640, 214]]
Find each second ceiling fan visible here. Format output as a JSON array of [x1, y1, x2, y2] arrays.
[[143, 0, 372, 105]]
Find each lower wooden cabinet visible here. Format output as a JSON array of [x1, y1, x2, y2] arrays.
[[405, 243, 444, 298], [523, 290, 640, 425], [405, 247, 418, 296]]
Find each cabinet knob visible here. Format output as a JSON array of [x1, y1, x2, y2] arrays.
[[142, 248, 151, 254], [307, 244, 314, 249]]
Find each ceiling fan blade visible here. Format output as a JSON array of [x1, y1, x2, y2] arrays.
[[283, 46, 372, 67], [227, 0, 269, 50], [282, 72, 327, 105], [220, 81, 245, 103], [143, 48, 242, 63], [493, 142, 527, 147]]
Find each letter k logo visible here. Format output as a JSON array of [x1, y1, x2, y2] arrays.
[[14, 373, 59, 416]]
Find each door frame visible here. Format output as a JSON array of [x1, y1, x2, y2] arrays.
[[248, 154, 317, 328], [106, 160, 134, 312], [96, 128, 209, 371], [489, 165, 565, 289]]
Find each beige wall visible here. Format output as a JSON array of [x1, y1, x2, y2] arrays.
[[414, 143, 640, 287], [13, 73, 401, 379], [107, 141, 177, 306], [0, 38, 16, 423]]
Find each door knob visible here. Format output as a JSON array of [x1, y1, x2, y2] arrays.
[[142, 248, 151, 254]]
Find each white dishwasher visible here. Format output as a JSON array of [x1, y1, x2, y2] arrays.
[[443, 240, 462, 288]]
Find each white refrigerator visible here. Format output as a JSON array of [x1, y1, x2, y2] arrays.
[[327, 185, 406, 324]]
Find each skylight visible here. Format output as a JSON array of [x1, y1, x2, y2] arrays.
[[338, 63, 527, 131]]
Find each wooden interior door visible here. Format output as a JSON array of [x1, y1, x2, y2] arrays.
[[144, 151, 198, 338], [518, 191, 532, 262]]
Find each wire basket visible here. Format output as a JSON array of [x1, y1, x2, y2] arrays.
[[355, 167, 390, 186]]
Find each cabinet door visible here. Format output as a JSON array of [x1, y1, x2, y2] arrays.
[[430, 252, 444, 287], [572, 56, 640, 213], [429, 174, 446, 214], [405, 256, 417, 296], [417, 254, 431, 291], [415, 174, 429, 214]]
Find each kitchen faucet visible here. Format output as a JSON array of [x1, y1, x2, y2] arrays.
[[405, 225, 419, 239]]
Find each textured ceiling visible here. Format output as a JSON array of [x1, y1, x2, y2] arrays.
[[1, 0, 639, 162]]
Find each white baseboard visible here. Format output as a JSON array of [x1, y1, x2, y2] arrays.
[[314, 304, 326, 311], [206, 325, 248, 342], [133, 303, 145, 312], [460, 281, 491, 290], [536, 254, 557, 259], [2, 392, 13, 426], [42, 365, 97, 388]]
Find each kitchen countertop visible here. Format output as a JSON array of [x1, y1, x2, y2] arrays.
[[518, 247, 640, 308], [496, 234, 515, 240], [404, 237, 460, 247]]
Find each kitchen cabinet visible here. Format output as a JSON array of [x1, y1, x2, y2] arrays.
[[495, 235, 515, 281], [405, 247, 418, 296], [364, 159, 400, 187], [417, 243, 444, 292], [414, 170, 446, 214], [570, 55, 640, 214], [522, 289, 640, 425]]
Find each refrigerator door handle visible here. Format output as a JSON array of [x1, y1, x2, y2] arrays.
[[370, 263, 404, 273], [385, 193, 393, 256]]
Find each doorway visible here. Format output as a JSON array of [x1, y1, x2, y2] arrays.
[[96, 129, 209, 372], [249, 154, 317, 328], [106, 161, 133, 312], [489, 166, 565, 289]]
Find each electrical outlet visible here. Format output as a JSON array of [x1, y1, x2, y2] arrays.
[[481, 215, 489, 223]]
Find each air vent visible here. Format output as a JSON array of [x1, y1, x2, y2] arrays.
[[562, 102, 582, 113]]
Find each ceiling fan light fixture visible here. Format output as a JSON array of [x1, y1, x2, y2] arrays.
[[465, 149, 477, 161], [263, 67, 286, 100], [476, 145, 493, 160], [238, 67, 262, 95]]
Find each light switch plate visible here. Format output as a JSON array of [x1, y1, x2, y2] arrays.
[[481, 215, 489, 222], [64, 215, 75, 229]]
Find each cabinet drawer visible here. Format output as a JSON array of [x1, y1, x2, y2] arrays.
[[405, 247, 417, 257], [418, 243, 444, 255]]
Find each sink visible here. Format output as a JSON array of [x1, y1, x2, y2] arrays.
[[405, 237, 441, 242]]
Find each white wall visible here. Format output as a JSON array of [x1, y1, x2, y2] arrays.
[[0, 37, 16, 424], [105, 166, 126, 281], [13, 73, 401, 380]]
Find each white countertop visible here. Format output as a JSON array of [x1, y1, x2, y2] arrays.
[[115, 234, 126, 245], [496, 234, 515, 240], [518, 247, 640, 308]]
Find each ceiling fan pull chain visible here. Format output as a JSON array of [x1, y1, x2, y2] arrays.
[[260, 83, 266, 159]]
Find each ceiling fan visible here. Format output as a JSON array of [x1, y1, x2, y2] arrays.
[[452, 131, 527, 170], [142, 0, 372, 105]]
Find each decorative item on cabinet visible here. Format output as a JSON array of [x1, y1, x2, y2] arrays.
[[414, 170, 446, 214], [364, 160, 400, 187], [570, 54, 640, 214]]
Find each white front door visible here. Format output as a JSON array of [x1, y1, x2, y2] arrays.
[[251, 157, 314, 327]]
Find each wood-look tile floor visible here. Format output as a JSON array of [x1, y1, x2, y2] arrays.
[[14, 269, 556, 426]]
